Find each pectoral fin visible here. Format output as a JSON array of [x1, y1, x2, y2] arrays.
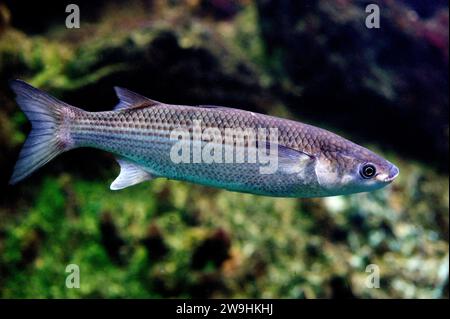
[[110, 158, 154, 190], [276, 144, 314, 174]]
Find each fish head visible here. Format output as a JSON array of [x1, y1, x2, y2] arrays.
[[314, 142, 399, 196]]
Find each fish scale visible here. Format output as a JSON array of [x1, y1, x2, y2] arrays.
[[65, 105, 336, 196]]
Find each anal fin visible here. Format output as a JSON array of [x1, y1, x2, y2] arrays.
[[110, 158, 154, 190]]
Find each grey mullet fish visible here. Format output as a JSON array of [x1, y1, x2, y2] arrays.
[[9, 80, 399, 197]]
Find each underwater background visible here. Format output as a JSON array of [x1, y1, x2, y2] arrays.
[[0, 0, 448, 298]]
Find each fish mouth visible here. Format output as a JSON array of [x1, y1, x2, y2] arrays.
[[376, 165, 399, 183], [384, 165, 399, 183]]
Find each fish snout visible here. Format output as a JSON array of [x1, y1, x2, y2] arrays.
[[384, 165, 399, 183], [375, 164, 399, 183]]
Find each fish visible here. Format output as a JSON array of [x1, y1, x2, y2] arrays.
[[8, 79, 399, 197]]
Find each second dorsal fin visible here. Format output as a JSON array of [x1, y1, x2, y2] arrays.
[[113, 87, 162, 111]]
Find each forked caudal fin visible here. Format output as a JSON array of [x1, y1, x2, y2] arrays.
[[9, 80, 81, 185]]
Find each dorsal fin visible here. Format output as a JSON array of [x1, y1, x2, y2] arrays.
[[113, 87, 162, 111], [197, 104, 230, 110], [197, 104, 222, 109]]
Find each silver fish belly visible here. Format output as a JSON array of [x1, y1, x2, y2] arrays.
[[9, 80, 399, 197]]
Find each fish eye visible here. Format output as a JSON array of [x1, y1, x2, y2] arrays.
[[360, 163, 376, 179]]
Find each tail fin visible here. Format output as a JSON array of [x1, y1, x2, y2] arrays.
[[9, 80, 78, 185]]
